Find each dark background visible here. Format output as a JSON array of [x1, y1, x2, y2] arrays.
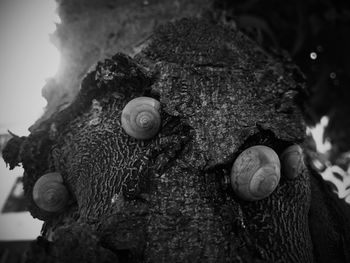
[[214, 0, 350, 165]]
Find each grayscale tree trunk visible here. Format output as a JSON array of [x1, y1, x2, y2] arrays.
[[2, 1, 350, 262]]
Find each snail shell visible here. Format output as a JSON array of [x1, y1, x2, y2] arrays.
[[280, 145, 304, 180], [32, 172, 69, 212], [121, 97, 161, 140], [231, 145, 281, 201]]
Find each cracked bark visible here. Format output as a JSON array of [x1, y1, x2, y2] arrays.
[[2, 18, 350, 263]]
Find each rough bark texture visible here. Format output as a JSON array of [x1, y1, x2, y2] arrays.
[[213, 0, 350, 161], [37, 0, 212, 128], [2, 18, 350, 262]]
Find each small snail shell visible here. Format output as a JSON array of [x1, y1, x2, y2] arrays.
[[121, 97, 161, 140], [231, 145, 281, 201], [280, 145, 304, 180], [32, 172, 69, 212]]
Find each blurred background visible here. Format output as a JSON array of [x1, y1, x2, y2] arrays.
[[0, 0, 349, 261], [0, 0, 59, 261]]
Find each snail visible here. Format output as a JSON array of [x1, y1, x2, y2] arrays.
[[32, 172, 69, 212], [121, 97, 161, 140], [280, 145, 304, 180], [231, 145, 281, 201]]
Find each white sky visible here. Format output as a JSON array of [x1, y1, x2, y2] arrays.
[[0, 0, 60, 135], [0, 0, 59, 240], [0, 162, 42, 240]]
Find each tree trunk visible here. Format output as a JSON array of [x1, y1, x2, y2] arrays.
[[2, 2, 350, 263]]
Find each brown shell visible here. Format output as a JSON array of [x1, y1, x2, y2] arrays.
[[121, 97, 161, 140], [231, 145, 281, 201], [280, 145, 304, 180], [32, 172, 69, 212]]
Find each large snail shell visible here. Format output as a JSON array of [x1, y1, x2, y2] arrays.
[[231, 145, 281, 201], [121, 97, 161, 140], [32, 172, 69, 212]]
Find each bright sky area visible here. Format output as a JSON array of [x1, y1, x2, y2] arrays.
[[0, 0, 60, 240], [0, 0, 60, 135]]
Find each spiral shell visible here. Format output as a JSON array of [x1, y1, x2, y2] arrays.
[[32, 172, 69, 212], [121, 97, 161, 140], [231, 145, 281, 201]]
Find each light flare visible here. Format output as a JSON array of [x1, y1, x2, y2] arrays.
[[306, 116, 332, 154], [0, 0, 61, 135], [0, 0, 61, 240], [307, 116, 350, 203]]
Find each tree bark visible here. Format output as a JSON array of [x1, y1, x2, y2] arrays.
[[2, 8, 350, 263], [35, 0, 212, 129]]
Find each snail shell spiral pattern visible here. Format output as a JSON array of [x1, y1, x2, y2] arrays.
[[121, 97, 161, 140], [231, 145, 281, 201], [32, 172, 69, 212]]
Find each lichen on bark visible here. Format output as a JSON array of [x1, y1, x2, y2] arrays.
[[2, 18, 350, 263]]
